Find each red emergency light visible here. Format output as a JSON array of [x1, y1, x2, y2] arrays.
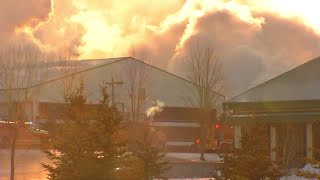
[[196, 138, 200, 144], [215, 123, 220, 129]]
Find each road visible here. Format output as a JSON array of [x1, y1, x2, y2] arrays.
[[0, 149, 218, 180], [163, 161, 217, 179], [0, 149, 49, 180]]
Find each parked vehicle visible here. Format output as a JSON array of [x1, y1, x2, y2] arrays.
[[214, 123, 234, 152]]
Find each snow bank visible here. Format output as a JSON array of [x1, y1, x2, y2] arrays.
[[280, 164, 320, 180], [301, 163, 320, 175]]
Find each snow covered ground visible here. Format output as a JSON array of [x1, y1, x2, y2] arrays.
[[280, 164, 320, 180], [280, 175, 307, 180]]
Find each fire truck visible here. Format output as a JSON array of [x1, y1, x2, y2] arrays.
[[0, 120, 49, 149], [189, 122, 234, 153], [213, 122, 234, 152], [151, 107, 234, 152]]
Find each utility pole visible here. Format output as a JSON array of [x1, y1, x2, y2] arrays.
[[105, 77, 123, 105]]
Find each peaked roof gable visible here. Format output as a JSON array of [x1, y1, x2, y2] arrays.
[[227, 56, 320, 103], [30, 57, 224, 99]]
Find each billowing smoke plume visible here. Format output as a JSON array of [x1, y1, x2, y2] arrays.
[[2, 0, 320, 96], [146, 100, 165, 118], [0, 0, 85, 57], [0, 0, 52, 40], [132, 1, 320, 96], [166, 10, 320, 96]]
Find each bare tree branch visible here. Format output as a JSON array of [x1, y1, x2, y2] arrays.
[[0, 42, 48, 180], [48, 49, 81, 100], [124, 51, 151, 122], [184, 46, 223, 110], [183, 44, 224, 160]]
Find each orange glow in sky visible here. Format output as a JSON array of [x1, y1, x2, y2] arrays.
[[11, 0, 320, 60]]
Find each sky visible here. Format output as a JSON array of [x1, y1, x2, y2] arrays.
[[1, 0, 320, 96]]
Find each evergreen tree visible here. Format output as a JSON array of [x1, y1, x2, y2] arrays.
[[218, 118, 282, 180], [42, 83, 128, 180], [133, 121, 170, 180]]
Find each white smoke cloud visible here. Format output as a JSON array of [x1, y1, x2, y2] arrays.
[[145, 100, 165, 118]]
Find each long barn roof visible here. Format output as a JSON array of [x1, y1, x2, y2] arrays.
[[30, 57, 224, 98]]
